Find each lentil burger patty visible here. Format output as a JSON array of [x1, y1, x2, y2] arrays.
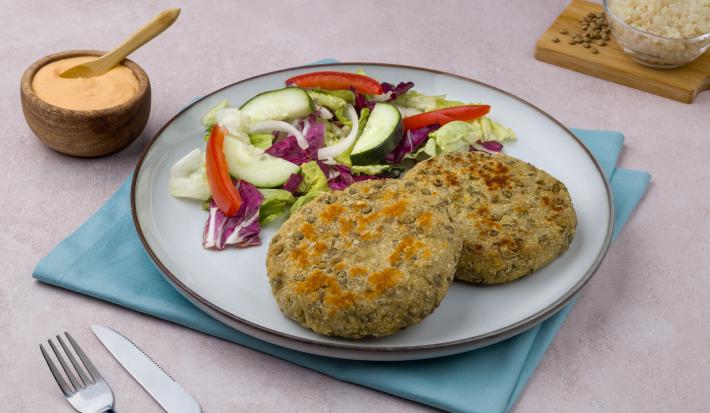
[[404, 151, 576, 285], [266, 179, 462, 339]]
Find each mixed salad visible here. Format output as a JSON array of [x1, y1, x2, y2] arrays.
[[169, 70, 517, 250]]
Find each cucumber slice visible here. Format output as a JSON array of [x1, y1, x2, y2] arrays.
[[223, 138, 299, 188], [239, 87, 314, 122], [350, 103, 403, 165]]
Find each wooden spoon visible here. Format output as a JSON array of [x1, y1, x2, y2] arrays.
[[60, 8, 180, 78]]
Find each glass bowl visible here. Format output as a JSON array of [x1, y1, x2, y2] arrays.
[[604, 0, 710, 69]]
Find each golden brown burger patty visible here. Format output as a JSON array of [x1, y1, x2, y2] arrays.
[[403, 151, 577, 284], [266, 179, 462, 339]]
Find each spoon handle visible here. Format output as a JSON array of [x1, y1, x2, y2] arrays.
[[90, 8, 180, 75]]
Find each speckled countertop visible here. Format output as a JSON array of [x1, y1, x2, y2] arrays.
[[1, 0, 708, 411]]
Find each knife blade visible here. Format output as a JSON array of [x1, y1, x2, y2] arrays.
[[91, 325, 201, 413]]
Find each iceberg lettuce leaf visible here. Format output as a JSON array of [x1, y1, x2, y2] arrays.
[[258, 188, 295, 225]]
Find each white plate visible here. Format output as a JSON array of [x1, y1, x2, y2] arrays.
[[132, 63, 613, 361]]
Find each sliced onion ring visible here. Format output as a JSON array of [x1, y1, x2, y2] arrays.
[[317, 104, 358, 160], [315, 105, 333, 119], [320, 157, 338, 165], [249, 120, 308, 149], [370, 92, 393, 102], [301, 118, 311, 138]]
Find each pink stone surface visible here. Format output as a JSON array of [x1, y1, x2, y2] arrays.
[[1, 0, 708, 411]]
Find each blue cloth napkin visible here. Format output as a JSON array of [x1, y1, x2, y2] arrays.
[[33, 70, 650, 412]]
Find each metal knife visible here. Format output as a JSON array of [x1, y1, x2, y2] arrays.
[[91, 325, 201, 413]]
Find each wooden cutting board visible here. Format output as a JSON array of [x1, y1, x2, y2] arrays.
[[534, 0, 710, 103]]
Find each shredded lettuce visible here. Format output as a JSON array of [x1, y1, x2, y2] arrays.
[[333, 107, 370, 166], [334, 146, 353, 167], [406, 137, 438, 160], [358, 108, 372, 139], [298, 161, 329, 193], [169, 149, 211, 201], [334, 106, 353, 128], [393, 91, 464, 112], [249, 133, 274, 149], [431, 118, 515, 147], [393, 104, 423, 118], [478, 117, 516, 142], [307, 90, 347, 112], [289, 160, 332, 214], [430, 121, 478, 153], [351, 164, 390, 175], [321, 89, 355, 104], [215, 108, 252, 142], [291, 191, 326, 214], [203, 102, 269, 147], [258, 189, 295, 225], [201, 100, 230, 127], [324, 121, 346, 146], [404, 118, 516, 160]]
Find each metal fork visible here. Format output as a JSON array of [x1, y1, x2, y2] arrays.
[[40, 332, 115, 413]]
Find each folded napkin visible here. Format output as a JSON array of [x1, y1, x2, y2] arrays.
[[33, 66, 650, 412]]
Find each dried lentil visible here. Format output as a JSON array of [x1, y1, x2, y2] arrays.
[[556, 11, 611, 53]]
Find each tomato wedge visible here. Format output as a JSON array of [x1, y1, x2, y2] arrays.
[[403, 105, 491, 130], [286, 71, 383, 95], [205, 125, 241, 216]]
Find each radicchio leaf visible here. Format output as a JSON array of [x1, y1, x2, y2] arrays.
[[303, 116, 325, 160], [265, 136, 309, 164], [479, 140, 504, 152], [265, 117, 325, 165], [354, 81, 414, 114], [202, 180, 263, 250], [326, 164, 380, 191], [352, 87, 376, 113], [381, 81, 414, 100], [470, 140, 504, 153], [282, 173, 304, 194], [384, 124, 439, 164]]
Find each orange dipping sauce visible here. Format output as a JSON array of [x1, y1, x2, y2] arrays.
[[31, 56, 139, 111]]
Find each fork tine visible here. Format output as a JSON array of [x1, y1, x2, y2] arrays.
[[40, 344, 74, 397], [65, 332, 103, 381], [57, 334, 92, 386], [48, 338, 83, 391]]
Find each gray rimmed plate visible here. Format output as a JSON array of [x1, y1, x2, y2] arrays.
[[131, 63, 613, 361]]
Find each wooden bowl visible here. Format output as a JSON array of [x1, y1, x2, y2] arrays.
[[20, 50, 151, 157]]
